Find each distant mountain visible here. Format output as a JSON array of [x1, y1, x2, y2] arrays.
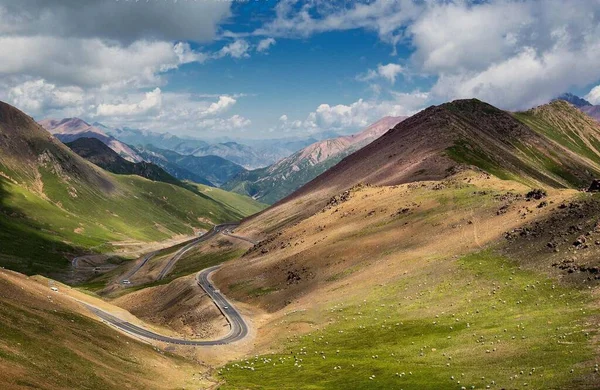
[[134, 144, 245, 186], [581, 105, 600, 122], [553, 93, 592, 108], [102, 125, 290, 169], [39, 118, 143, 163], [65, 138, 199, 188], [222, 116, 406, 203]]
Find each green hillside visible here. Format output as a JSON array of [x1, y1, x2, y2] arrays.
[[0, 101, 264, 276]]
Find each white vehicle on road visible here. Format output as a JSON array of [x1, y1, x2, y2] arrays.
[[51, 287, 58, 292]]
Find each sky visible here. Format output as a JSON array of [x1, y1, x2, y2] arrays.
[[1, 0, 599, 140]]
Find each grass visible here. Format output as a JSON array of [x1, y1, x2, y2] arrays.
[[0, 277, 196, 389], [0, 164, 264, 275], [218, 250, 599, 389]]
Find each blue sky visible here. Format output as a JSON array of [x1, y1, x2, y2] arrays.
[[0, 0, 599, 139]]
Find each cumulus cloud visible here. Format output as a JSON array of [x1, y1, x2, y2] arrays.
[[255, 0, 600, 110], [278, 92, 428, 135], [215, 40, 251, 59], [257, 38, 276, 53], [279, 114, 288, 121], [7, 79, 85, 116], [0, 0, 231, 43], [97, 88, 162, 117], [586, 85, 600, 105], [203, 96, 237, 117], [358, 63, 404, 84]]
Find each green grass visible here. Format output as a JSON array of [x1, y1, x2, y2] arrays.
[[219, 250, 599, 389], [0, 165, 264, 275]]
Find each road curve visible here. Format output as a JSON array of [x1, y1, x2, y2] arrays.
[[155, 223, 239, 281], [85, 265, 248, 346]]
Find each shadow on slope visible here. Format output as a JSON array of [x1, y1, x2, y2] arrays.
[[0, 176, 80, 276]]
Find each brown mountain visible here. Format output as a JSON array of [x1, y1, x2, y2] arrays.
[[246, 99, 600, 229]]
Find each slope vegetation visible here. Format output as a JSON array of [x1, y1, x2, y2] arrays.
[[0, 269, 206, 389], [0, 101, 261, 276]]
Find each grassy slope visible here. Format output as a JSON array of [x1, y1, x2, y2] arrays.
[[445, 101, 600, 189], [0, 168, 263, 275], [0, 272, 202, 390], [217, 175, 600, 389], [220, 250, 597, 389], [193, 182, 267, 216]]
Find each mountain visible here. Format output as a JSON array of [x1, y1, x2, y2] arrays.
[[247, 99, 600, 227], [102, 125, 210, 152], [581, 105, 600, 122], [103, 126, 283, 169], [135, 144, 245, 186], [0, 101, 264, 276], [553, 92, 592, 108], [552, 93, 600, 122], [65, 138, 209, 187], [222, 116, 406, 204], [172, 141, 273, 169], [39, 118, 143, 163]]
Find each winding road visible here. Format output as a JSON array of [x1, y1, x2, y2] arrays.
[[85, 266, 248, 346], [79, 223, 254, 346]]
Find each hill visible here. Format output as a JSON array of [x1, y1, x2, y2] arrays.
[[222, 116, 405, 204], [0, 269, 208, 389], [134, 144, 244, 186], [552, 93, 600, 122], [581, 105, 600, 122], [65, 137, 210, 187], [0, 101, 264, 276], [240, 99, 600, 232], [208, 100, 600, 389], [39, 118, 143, 163]]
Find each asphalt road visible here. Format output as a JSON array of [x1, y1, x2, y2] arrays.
[[85, 265, 248, 346], [120, 251, 157, 283], [156, 223, 239, 280]]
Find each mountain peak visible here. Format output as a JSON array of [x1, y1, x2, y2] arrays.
[[553, 93, 592, 108]]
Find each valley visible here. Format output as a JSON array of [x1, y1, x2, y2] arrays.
[[3, 96, 600, 390]]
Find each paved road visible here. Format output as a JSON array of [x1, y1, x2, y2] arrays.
[[156, 223, 239, 281], [84, 265, 248, 345], [120, 251, 157, 283]]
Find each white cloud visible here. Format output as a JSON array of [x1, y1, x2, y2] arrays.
[[257, 38, 276, 53], [280, 92, 428, 135], [586, 85, 600, 105], [359, 63, 404, 84], [377, 64, 404, 84], [215, 40, 251, 59], [7, 79, 85, 116], [279, 114, 288, 121], [204, 96, 237, 117], [254, 0, 600, 110], [97, 88, 162, 117]]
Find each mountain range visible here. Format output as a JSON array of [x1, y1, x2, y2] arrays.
[[222, 116, 406, 203], [39, 118, 143, 163], [134, 144, 245, 187], [65, 137, 204, 188]]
